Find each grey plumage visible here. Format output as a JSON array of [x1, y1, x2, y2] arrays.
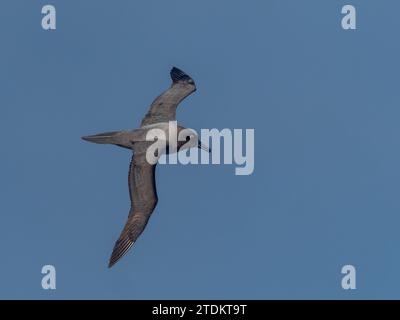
[[82, 67, 208, 268], [141, 67, 196, 126], [108, 144, 158, 268]]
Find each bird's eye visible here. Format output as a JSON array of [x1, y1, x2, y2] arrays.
[[188, 79, 194, 84]]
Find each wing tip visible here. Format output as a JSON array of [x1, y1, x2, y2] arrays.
[[107, 238, 134, 268], [108, 259, 117, 268], [170, 66, 192, 83], [108, 251, 123, 268]]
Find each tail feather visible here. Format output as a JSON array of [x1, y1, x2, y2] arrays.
[[82, 129, 149, 149], [81, 131, 123, 145]]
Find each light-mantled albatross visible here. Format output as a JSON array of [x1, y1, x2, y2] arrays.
[[82, 67, 209, 268]]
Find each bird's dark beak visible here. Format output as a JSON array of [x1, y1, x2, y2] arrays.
[[198, 141, 211, 153]]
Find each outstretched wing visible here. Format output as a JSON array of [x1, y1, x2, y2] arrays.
[[108, 146, 158, 267], [140, 67, 196, 127]]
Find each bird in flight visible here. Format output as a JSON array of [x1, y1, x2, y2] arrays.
[[82, 67, 209, 268]]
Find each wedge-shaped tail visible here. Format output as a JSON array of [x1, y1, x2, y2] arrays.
[[82, 131, 123, 144], [82, 129, 148, 149]]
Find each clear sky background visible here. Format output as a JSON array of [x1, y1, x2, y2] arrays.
[[1, 0, 399, 299]]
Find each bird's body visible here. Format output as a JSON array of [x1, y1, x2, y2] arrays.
[[82, 67, 208, 267]]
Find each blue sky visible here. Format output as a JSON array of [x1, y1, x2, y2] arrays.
[[0, 0, 400, 299]]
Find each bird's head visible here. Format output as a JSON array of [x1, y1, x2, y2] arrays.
[[177, 127, 210, 153], [170, 67, 196, 93]]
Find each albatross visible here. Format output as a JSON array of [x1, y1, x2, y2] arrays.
[[82, 67, 209, 268]]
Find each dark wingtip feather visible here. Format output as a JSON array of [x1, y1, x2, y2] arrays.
[[170, 67, 192, 83], [108, 237, 134, 268]]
